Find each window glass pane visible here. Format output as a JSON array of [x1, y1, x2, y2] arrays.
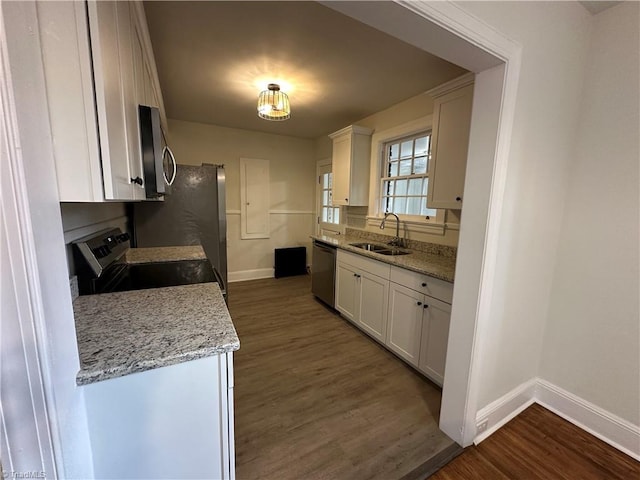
[[322, 190, 329, 206], [400, 140, 413, 159], [408, 178, 423, 195], [389, 144, 399, 160], [394, 197, 407, 215], [334, 208, 340, 224], [383, 180, 394, 196], [415, 136, 428, 156], [414, 156, 427, 175], [328, 190, 333, 206], [327, 208, 334, 223], [423, 177, 429, 196], [421, 202, 437, 217], [322, 207, 328, 222], [328, 173, 332, 188], [383, 197, 393, 213], [322, 173, 329, 189], [399, 159, 412, 176], [395, 179, 408, 196], [388, 161, 398, 177], [407, 197, 422, 215]]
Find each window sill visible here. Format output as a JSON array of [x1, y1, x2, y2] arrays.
[[365, 216, 450, 236]]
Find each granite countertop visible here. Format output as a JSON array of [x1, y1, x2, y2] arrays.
[[312, 234, 456, 283], [124, 245, 207, 264], [74, 282, 239, 386]]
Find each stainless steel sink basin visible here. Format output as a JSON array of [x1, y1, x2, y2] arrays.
[[378, 249, 410, 256], [349, 242, 389, 252], [349, 243, 411, 256]]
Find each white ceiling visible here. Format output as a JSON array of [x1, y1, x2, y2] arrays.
[[143, 1, 467, 139]]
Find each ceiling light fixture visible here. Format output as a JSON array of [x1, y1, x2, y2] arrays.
[[257, 83, 291, 121]]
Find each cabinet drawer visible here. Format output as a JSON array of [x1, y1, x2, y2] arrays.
[[337, 250, 390, 279], [390, 266, 453, 304]]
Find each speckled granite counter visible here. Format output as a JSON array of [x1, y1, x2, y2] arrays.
[[74, 282, 239, 386], [124, 245, 206, 264], [312, 234, 456, 283]]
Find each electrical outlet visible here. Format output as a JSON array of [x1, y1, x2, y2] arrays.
[[476, 419, 488, 434]]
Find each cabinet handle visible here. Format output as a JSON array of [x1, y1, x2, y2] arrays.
[[130, 176, 143, 186], [423, 304, 429, 309], [345, 198, 349, 202], [421, 282, 427, 287], [455, 196, 462, 202], [417, 301, 422, 306]]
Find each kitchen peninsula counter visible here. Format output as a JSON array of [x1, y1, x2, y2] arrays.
[[312, 234, 456, 283], [74, 282, 238, 386], [124, 245, 207, 264]]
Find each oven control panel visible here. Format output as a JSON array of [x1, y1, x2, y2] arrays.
[[74, 228, 131, 278]]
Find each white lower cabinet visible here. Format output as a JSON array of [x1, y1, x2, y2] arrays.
[[358, 272, 389, 342], [335, 250, 390, 343], [335, 250, 453, 386], [418, 296, 452, 385], [387, 282, 425, 367]]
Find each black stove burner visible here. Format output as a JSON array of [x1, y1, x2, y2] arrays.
[[89, 259, 217, 295]]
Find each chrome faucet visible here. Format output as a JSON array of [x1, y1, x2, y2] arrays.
[[380, 212, 404, 247]]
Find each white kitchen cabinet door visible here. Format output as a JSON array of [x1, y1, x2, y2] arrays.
[[335, 262, 359, 324], [357, 272, 389, 343], [88, 0, 144, 200], [240, 158, 270, 239], [418, 296, 452, 386], [329, 125, 372, 206], [386, 282, 424, 367], [427, 75, 474, 210], [37, 1, 104, 202]]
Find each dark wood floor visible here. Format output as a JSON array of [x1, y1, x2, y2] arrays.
[[227, 275, 639, 480], [431, 403, 639, 479], [227, 275, 458, 480]]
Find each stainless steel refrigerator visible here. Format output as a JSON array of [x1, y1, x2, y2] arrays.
[[132, 164, 227, 297]]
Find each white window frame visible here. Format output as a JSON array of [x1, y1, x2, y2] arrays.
[[316, 160, 344, 236], [366, 116, 447, 235], [380, 131, 436, 219]]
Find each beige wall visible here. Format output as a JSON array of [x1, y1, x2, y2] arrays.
[[540, 2, 640, 425], [168, 119, 316, 279], [315, 90, 459, 246]]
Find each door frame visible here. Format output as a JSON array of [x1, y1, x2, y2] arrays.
[[324, 1, 522, 446]]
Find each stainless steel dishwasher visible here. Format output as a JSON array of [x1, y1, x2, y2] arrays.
[[311, 239, 336, 307]]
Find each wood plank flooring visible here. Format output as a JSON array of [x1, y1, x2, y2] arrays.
[[227, 275, 459, 480], [431, 403, 640, 479]]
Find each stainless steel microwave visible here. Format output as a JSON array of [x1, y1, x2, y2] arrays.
[[139, 105, 176, 198]]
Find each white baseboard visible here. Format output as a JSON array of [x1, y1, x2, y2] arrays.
[[228, 268, 273, 283], [473, 377, 640, 461], [535, 379, 640, 461], [474, 378, 537, 443]]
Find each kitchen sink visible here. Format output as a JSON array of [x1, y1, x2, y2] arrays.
[[349, 243, 411, 256], [349, 242, 390, 252]]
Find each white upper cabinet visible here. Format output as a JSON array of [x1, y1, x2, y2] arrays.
[[329, 125, 373, 206], [38, 1, 166, 202], [426, 73, 474, 210]]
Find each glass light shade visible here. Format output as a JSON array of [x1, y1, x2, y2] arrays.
[[257, 83, 291, 121]]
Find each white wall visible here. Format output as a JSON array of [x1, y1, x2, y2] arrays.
[[168, 119, 316, 280], [540, 2, 640, 425], [455, 1, 593, 408], [2, 2, 94, 476]]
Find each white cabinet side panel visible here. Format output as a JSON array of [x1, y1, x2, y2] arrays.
[[84, 356, 225, 479]]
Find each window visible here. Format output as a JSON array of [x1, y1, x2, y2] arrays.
[[381, 132, 437, 218], [320, 171, 340, 225]]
